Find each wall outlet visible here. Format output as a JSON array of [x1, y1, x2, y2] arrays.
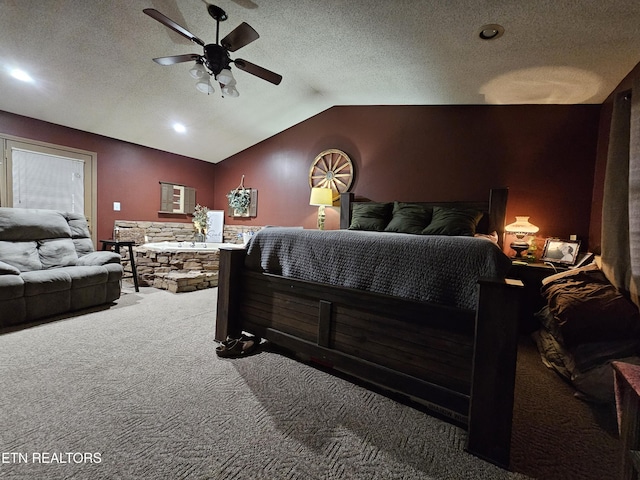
[[113, 202, 121, 211]]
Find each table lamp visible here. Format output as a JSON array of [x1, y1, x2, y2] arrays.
[[505, 216, 539, 258], [309, 187, 333, 230]]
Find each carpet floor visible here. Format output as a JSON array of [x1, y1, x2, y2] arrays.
[[0, 285, 623, 479]]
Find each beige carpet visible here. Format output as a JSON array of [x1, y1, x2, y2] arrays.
[[0, 284, 622, 479]]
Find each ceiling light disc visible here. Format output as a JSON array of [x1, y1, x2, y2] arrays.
[[478, 24, 504, 40]]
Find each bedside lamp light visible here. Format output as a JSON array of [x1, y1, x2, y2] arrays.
[[309, 187, 333, 230], [505, 216, 539, 258]]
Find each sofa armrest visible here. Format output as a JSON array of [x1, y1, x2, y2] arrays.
[[76, 251, 122, 266], [0, 261, 20, 275]]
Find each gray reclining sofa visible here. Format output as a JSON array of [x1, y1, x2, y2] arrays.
[[0, 207, 123, 327]]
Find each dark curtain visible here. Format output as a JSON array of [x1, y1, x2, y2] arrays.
[[602, 78, 640, 306]]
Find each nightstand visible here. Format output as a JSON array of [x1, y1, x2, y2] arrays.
[[508, 261, 567, 333]]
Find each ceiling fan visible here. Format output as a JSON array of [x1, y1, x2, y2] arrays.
[[143, 4, 282, 97]]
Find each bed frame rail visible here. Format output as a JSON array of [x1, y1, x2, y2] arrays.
[[216, 247, 522, 468]]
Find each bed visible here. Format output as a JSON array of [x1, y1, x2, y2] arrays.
[[215, 187, 522, 468]]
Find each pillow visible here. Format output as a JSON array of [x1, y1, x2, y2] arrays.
[[421, 207, 483, 236], [541, 265, 640, 346], [474, 231, 499, 244], [384, 202, 433, 234], [348, 202, 392, 231]]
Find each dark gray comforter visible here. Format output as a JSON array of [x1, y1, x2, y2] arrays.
[[245, 228, 511, 310]]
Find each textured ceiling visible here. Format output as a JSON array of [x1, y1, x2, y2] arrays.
[[1, 0, 639, 164]]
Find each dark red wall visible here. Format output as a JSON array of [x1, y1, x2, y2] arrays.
[[215, 105, 601, 248], [0, 111, 217, 243], [1, 103, 603, 251]]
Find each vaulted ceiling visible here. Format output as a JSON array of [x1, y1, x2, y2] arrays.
[[1, 0, 639, 164]]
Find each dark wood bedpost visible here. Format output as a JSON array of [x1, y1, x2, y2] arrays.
[[488, 187, 509, 249], [215, 248, 246, 342], [340, 192, 354, 229], [466, 277, 522, 468]]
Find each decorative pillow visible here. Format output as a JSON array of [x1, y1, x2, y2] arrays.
[[384, 202, 433, 234], [541, 264, 640, 347], [421, 207, 483, 236], [348, 202, 392, 231]]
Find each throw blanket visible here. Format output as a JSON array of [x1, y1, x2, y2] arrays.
[[245, 228, 511, 310]]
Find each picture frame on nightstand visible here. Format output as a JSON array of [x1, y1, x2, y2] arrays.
[[540, 238, 581, 266]]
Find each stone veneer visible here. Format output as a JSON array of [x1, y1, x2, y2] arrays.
[[111, 220, 263, 293]]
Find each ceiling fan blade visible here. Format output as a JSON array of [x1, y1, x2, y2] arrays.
[[234, 59, 282, 85], [221, 22, 259, 52], [143, 8, 206, 47], [153, 54, 201, 66]]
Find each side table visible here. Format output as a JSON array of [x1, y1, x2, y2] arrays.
[[100, 239, 139, 292], [613, 361, 640, 480]]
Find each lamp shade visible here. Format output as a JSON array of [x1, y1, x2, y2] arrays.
[[505, 216, 539, 235], [217, 68, 235, 85], [221, 83, 239, 97], [309, 187, 333, 206], [189, 61, 207, 79], [195, 76, 214, 94]]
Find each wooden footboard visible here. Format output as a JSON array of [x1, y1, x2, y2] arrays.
[[216, 248, 522, 468]]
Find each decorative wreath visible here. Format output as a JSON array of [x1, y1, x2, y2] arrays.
[[227, 188, 251, 211], [226, 175, 251, 214]]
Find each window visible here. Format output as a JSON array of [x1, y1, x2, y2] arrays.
[[1, 136, 97, 242]]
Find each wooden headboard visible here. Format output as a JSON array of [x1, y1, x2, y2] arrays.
[[339, 187, 509, 249]]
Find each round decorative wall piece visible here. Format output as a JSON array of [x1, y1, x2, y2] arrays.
[[308, 149, 354, 201]]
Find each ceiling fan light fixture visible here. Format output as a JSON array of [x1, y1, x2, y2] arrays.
[[216, 68, 234, 85], [189, 60, 207, 79], [195, 76, 214, 94], [222, 83, 239, 98]]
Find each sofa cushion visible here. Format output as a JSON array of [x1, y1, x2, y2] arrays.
[[38, 238, 78, 269], [74, 238, 95, 257], [64, 265, 108, 288], [76, 251, 122, 266], [0, 241, 42, 272], [0, 274, 25, 300], [21, 269, 71, 296], [0, 260, 21, 275], [67, 212, 92, 239], [103, 262, 124, 281], [0, 208, 71, 241]]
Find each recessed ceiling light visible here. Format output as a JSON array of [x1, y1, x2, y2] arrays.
[[478, 24, 504, 40], [173, 123, 186, 133], [9, 68, 34, 83]]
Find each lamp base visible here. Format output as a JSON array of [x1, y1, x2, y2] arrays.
[[317, 205, 326, 230], [510, 241, 529, 258]]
